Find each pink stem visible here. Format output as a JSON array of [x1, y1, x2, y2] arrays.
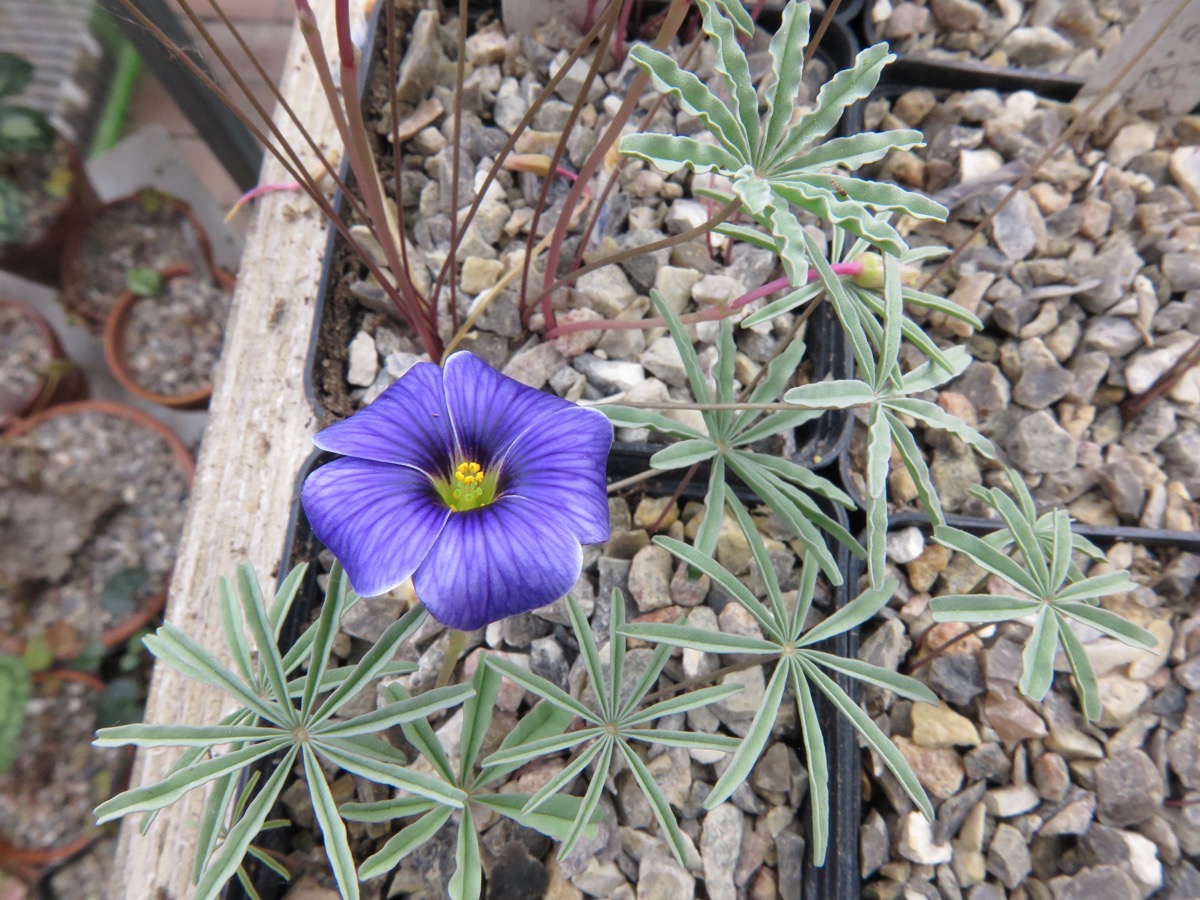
[[545, 260, 864, 338]]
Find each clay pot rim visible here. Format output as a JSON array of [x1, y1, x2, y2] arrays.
[[0, 297, 76, 430], [1, 400, 196, 658], [102, 262, 235, 411]]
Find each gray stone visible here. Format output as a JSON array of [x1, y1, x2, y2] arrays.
[[502, 341, 564, 390], [928, 655, 984, 706], [573, 354, 645, 394], [1013, 338, 1074, 409], [887, 526, 925, 564], [1121, 400, 1176, 455], [1040, 791, 1097, 836], [395, 10, 443, 103], [1033, 751, 1070, 802], [775, 831, 805, 900], [1164, 253, 1200, 292], [1096, 750, 1164, 827], [1001, 26, 1074, 66], [1073, 237, 1144, 314], [640, 336, 690, 389], [346, 331, 378, 387], [861, 810, 889, 878], [930, 0, 987, 30], [953, 362, 1011, 425], [529, 636, 569, 692], [899, 811, 953, 865], [1050, 866, 1139, 900], [700, 805, 743, 900], [616, 229, 670, 293], [1083, 317, 1144, 357], [627, 544, 674, 612], [575, 266, 637, 317], [987, 823, 1031, 889], [1006, 410, 1077, 474], [1168, 726, 1200, 789], [991, 189, 1044, 260]]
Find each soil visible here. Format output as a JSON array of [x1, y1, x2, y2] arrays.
[[0, 675, 128, 854], [0, 305, 50, 423], [70, 196, 203, 326], [123, 273, 232, 398], [0, 138, 70, 251], [0, 408, 190, 659]]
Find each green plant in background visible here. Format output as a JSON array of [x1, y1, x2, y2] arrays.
[[94, 563, 470, 899], [929, 472, 1157, 721], [0, 653, 30, 775], [0, 52, 60, 245], [125, 268, 164, 298], [621, 509, 936, 864]]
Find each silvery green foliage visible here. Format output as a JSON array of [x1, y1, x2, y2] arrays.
[[619, 0, 947, 291], [480, 592, 741, 866], [600, 292, 862, 584], [929, 472, 1157, 722], [340, 662, 586, 899], [0, 653, 30, 775], [93, 563, 471, 900], [620, 521, 936, 865]]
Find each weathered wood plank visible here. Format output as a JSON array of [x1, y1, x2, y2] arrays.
[[113, 4, 358, 895]]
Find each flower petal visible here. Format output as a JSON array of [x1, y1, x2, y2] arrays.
[[413, 497, 583, 631], [313, 362, 452, 473], [503, 406, 612, 544], [301, 457, 449, 598], [442, 351, 573, 462]]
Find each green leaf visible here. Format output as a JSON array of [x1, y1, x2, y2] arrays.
[[740, 280, 823, 328], [780, 129, 925, 174], [617, 635, 675, 721], [480, 700, 574, 786], [1052, 571, 1136, 604], [784, 379, 877, 410], [558, 740, 612, 859], [357, 806, 453, 882], [989, 492, 1050, 596], [300, 562, 350, 718], [618, 133, 742, 176], [779, 181, 909, 257], [448, 805, 481, 900], [929, 594, 1042, 624], [312, 603, 427, 723], [481, 727, 599, 771], [768, 43, 894, 169], [270, 562, 309, 643], [800, 576, 897, 648], [192, 746, 298, 900], [218, 577, 255, 687], [314, 739, 467, 808], [93, 724, 282, 748], [698, 0, 758, 153], [608, 588, 627, 719], [898, 347, 973, 394], [706, 662, 789, 808], [650, 439, 719, 470], [738, 332, 809, 425], [864, 403, 890, 589], [235, 564, 294, 713], [764, 195, 812, 287], [738, 451, 855, 508], [618, 740, 689, 865], [315, 683, 474, 738], [597, 405, 702, 440], [902, 286, 984, 331], [303, 744, 359, 900], [194, 771, 247, 883], [933, 528, 1044, 597], [629, 729, 740, 753], [649, 291, 712, 405], [126, 268, 163, 298], [340, 796, 438, 823], [0, 176, 27, 245], [791, 663, 829, 864], [760, 0, 811, 159], [485, 655, 597, 723], [885, 398, 995, 458], [0, 654, 30, 775], [459, 658, 501, 778], [787, 173, 947, 222], [518, 737, 606, 818], [885, 411, 944, 524], [0, 53, 34, 98], [693, 457, 726, 561], [0, 106, 55, 154], [100, 568, 149, 619], [1056, 615, 1101, 722], [1018, 608, 1059, 703], [478, 793, 590, 843], [802, 228, 876, 384], [726, 493, 788, 627], [620, 623, 779, 656], [715, 222, 779, 253], [626, 682, 745, 727], [732, 410, 821, 449], [803, 650, 937, 704], [94, 738, 290, 824], [877, 254, 904, 391], [626, 44, 750, 159], [1055, 602, 1157, 650], [801, 658, 933, 821], [1048, 511, 1073, 593]]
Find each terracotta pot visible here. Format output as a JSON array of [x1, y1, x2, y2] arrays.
[[102, 262, 235, 411], [0, 297, 88, 431], [1, 400, 196, 660], [59, 189, 215, 332], [0, 136, 99, 288]]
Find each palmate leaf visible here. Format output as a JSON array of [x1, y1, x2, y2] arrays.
[[303, 744, 359, 900], [779, 129, 925, 174], [760, 0, 811, 158], [698, 0, 758, 152], [707, 662, 789, 808], [619, 133, 742, 175]]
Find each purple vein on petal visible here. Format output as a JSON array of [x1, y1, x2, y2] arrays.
[[301, 457, 450, 598], [313, 361, 453, 474], [413, 496, 584, 632]]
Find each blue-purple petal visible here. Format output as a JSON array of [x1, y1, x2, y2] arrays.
[[413, 496, 583, 631], [314, 362, 452, 474], [502, 406, 612, 544], [442, 351, 572, 463], [301, 457, 449, 598]]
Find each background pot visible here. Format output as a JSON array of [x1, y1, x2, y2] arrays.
[[0, 135, 99, 288], [0, 297, 88, 431], [102, 262, 236, 411], [59, 190, 216, 332]]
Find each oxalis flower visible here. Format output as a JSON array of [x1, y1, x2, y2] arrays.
[[301, 351, 613, 631]]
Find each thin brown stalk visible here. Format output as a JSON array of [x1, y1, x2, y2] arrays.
[[539, 197, 741, 314], [648, 461, 701, 533], [386, 0, 414, 295], [540, 0, 692, 331], [908, 621, 991, 673], [919, 0, 1192, 293], [804, 0, 842, 67], [607, 467, 662, 493], [519, 0, 621, 323], [448, 0, 470, 334], [427, 7, 619, 304]]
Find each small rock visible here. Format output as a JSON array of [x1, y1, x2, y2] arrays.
[[991, 190, 1044, 260], [898, 811, 953, 865], [987, 823, 1031, 889], [1096, 750, 1164, 827], [1001, 25, 1073, 67], [912, 702, 981, 748], [700, 805, 743, 900], [1040, 792, 1097, 836], [1033, 751, 1070, 802], [887, 526, 925, 564], [928, 656, 984, 706], [1168, 726, 1200, 789], [895, 736, 964, 799], [627, 544, 674, 612], [640, 336, 690, 388], [1013, 338, 1074, 409], [1006, 410, 1077, 474], [346, 331, 379, 387], [1107, 122, 1159, 169], [983, 688, 1047, 745], [984, 784, 1040, 818], [1170, 145, 1200, 210], [1049, 865, 1139, 900]]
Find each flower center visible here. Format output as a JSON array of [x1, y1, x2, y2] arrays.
[[434, 460, 499, 512]]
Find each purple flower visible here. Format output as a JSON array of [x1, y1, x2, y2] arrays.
[[301, 352, 613, 631]]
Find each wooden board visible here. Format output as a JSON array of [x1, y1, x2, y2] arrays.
[[111, 5, 355, 895]]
